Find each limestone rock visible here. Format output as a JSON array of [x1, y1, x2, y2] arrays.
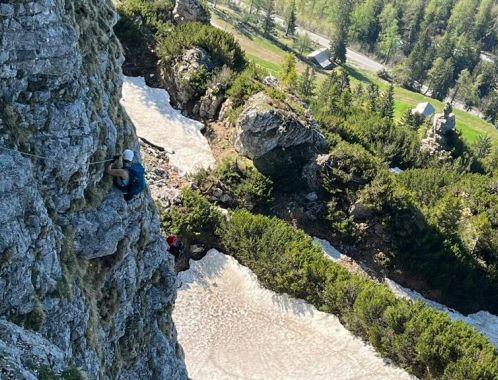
[[305, 192, 318, 202], [0, 320, 66, 379], [349, 201, 374, 220], [233, 92, 326, 179], [302, 154, 334, 191], [161, 47, 214, 111], [420, 103, 456, 155], [234, 92, 324, 159], [218, 98, 234, 121], [195, 85, 225, 120], [0, 1, 187, 378], [262, 75, 280, 87], [173, 0, 210, 24]]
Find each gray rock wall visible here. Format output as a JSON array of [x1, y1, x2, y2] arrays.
[[0, 1, 187, 378]]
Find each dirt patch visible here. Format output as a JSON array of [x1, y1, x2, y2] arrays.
[[204, 120, 238, 161]]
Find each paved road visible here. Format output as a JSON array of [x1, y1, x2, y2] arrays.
[[213, 0, 385, 73]]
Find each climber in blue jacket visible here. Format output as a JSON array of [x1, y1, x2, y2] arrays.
[[106, 149, 146, 201]]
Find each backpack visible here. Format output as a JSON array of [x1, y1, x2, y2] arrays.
[[127, 162, 146, 196]]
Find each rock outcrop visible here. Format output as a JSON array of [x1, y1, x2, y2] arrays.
[[194, 85, 226, 120], [173, 0, 210, 24], [302, 154, 334, 191], [234, 92, 326, 180], [234, 92, 324, 159], [420, 103, 456, 155], [160, 47, 214, 113], [0, 1, 187, 379]]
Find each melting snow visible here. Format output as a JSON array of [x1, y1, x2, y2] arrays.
[[120, 76, 215, 175], [313, 237, 344, 261], [385, 279, 498, 348], [313, 237, 498, 348], [174, 249, 414, 380]]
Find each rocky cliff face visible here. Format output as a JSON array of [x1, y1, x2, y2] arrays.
[[0, 1, 187, 379]]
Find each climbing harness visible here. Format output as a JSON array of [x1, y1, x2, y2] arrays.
[[0, 145, 116, 165]]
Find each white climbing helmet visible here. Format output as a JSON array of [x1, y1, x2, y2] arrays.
[[122, 149, 134, 162]]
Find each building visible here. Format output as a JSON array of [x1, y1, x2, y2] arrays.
[[307, 48, 333, 69], [411, 102, 435, 117]]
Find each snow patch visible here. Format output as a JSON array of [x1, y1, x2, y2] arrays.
[[313, 237, 344, 261], [173, 249, 413, 380], [385, 279, 498, 348], [120, 76, 215, 175]]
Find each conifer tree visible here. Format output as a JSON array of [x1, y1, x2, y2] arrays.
[[377, 5, 400, 62], [281, 53, 298, 89], [379, 84, 395, 121], [298, 66, 316, 98], [366, 82, 380, 112], [406, 29, 434, 88], [474, 135, 492, 159], [285, 0, 297, 36], [263, 0, 276, 36], [453, 69, 479, 110], [329, 0, 354, 64], [426, 57, 454, 100]]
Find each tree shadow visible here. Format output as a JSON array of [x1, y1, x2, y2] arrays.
[[342, 65, 373, 84]]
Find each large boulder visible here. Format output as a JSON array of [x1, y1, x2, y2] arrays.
[[160, 47, 214, 112], [420, 103, 456, 155], [173, 0, 210, 24], [234, 92, 326, 181]]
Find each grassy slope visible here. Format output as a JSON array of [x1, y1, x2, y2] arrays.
[[345, 66, 498, 144], [211, 8, 498, 145]]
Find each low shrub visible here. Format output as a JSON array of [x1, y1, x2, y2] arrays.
[[194, 157, 273, 209], [114, 0, 174, 47], [158, 22, 246, 71], [159, 188, 223, 241], [226, 63, 266, 107]]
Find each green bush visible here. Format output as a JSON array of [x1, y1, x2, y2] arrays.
[[194, 157, 273, 209], [159, 188, 223, 240], [217, 209, 498, 379], [114, 0, 174, 48], [24, 298, 46, 331], [158, 22, 246, 71], [226, 63, 266, 107], [322, 141, 379, 197], [38, 365, 86, 380]]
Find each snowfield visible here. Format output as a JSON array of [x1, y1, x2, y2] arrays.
[[120, 76, 215, 175], [174, 249, 414, 380], [313, 238, 498, 348]]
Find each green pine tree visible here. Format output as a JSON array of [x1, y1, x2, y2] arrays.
[[285, 0, 297, 36], [281, 53, 298, 89], [426, 57, 454, 100], [379, 84, 395, 121], [452, 69, 479, 110], [263, 0, 276, 36], [329, 0, 354, 64], [298, 66, 316, 98]]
